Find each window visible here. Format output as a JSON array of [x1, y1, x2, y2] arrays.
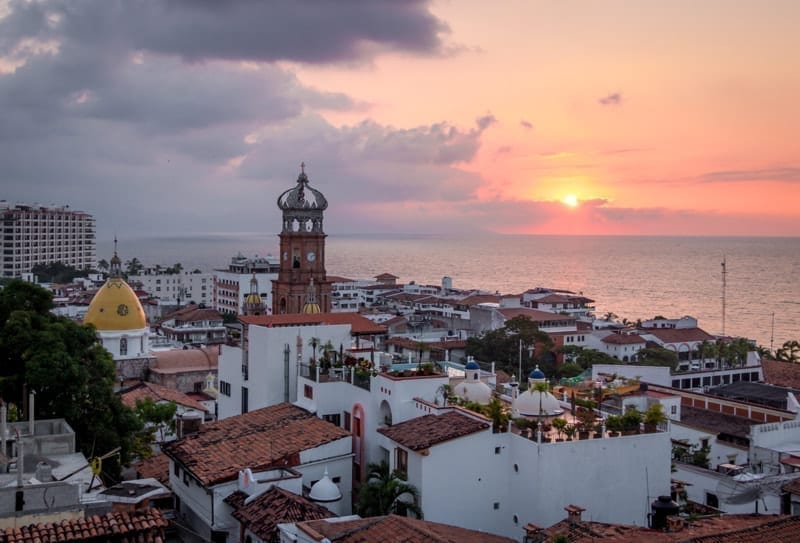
[[706, 492, 719, 508], [174, 463, 180, 477], [304, 384, 314, 399], [671, 405, 677, 415], [219, 381, 231, 396], [344, 411, 351, 431], [494, 446, 502, 455], [701, 438, 710, 449], [323, 413, 341, 427], [241, 387, 249, 414], [119, 337, 128, 356], [493, 502, 500, 510], [395, 448, 408, 478]]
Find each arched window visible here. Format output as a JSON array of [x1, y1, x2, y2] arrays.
[[120, 337, 128, 356]]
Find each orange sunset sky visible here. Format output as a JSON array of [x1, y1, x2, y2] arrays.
[[2, 0, 798, 237]]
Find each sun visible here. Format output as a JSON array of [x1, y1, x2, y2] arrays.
[[562, 194, 579, 208]]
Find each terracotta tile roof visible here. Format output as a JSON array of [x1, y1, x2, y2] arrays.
[[602, 333, 646, 345], [120, 380, 208, 412], [162, 403, 349, 487], [642, 327, 715, 344], [384, 337, 467, 350], [134, 454, 171, 486], [327, 275, 356, 283], [0, 509, 169, 543], [457, 294, 501, 306], [160, 304, 222, 323], [783, 478, 800, 495], [378, 411, 489, 451], [151, 347, 219, 374], [298, 514, 516, 543], [543, 514, 800, 542], [761, 358, 800, 389], [678, 406, 754, 439], [230, 486, 334, 543], [498, 307, 578, 323], [239, 313, 387, 335]]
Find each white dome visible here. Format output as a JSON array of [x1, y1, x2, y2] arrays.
[[309, 470, 342, 503], [453, 379, 493, 405], [514, 389, 563, 417]]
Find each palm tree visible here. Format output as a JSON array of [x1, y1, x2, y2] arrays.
[[308, 337, 320, 363], [357, 461, 423, 518], [776, 340, 800, 363], [484, 396, 509, 433]]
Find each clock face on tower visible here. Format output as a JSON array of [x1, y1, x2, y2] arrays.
[[306, 251, 316, 262]]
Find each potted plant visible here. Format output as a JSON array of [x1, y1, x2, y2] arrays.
[[643, 403, 668, 433], [552, 417, 568, 441], [563, 423, 577, 441], [606, 414, 623, 437], [621, 407, 643, 435], [575, 408, 596, 440]]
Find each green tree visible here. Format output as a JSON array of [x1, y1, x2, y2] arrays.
[[638, 347, 679, 370], [574, 348, 620, 370], [31, 262, 87, 283], [465, 316, 552, 376], [357, 461, 423, 518], [135, 397, 177, 444], [97, 259, 109, 272], [0, 280, 142, 476]]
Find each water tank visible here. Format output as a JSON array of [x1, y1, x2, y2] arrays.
[[35, 461, 53, 482], [650, 495, 680, 529]]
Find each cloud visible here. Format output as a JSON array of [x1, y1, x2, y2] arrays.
[[1, 0, 448, 65], [695, 167, 800, 184], [520, 120, 533, 129], [598, 92, 622, 106]]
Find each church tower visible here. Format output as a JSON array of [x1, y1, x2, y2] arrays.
[[272, 163, 332, 314], [242, 273, 267, 316]]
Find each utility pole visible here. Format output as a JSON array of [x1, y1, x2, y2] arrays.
[[721, 257, 727, 336]]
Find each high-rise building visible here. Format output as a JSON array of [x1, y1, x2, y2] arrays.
[[272, 164, 332, 314], [1, 201, 96, 278]]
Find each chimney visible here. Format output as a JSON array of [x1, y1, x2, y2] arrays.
[[565, 504, 585, 523]]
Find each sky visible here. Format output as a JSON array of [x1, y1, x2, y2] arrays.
[[1, 0, 799, 239]]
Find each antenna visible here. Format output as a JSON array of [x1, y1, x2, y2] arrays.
[[770, 312, 775, 353], [715, 471, 800, 514], [721, 257, 727, 336]]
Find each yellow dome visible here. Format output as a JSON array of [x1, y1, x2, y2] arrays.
[[244, 293, 263, 304], [302, 302, 321, 314], [84, 277, 147, 331]]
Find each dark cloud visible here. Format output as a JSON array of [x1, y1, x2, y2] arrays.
[[598, 92, 622, 106], [696, 167, 800, 183], [520, 120, 533, 129], [1, 0, 447, 65]]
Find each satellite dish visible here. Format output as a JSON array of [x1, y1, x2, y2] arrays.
[[716, 472, 800, 512]]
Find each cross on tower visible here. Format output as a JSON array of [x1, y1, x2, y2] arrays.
[[300, 161, 305, 174]]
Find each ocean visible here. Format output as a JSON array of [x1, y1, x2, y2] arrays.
[[99, 234, 800, 350]]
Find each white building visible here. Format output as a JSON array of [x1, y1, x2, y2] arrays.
[[162, 403, 352, 542], [216, 313, 387, 420], [128, 270, 213, 306], [213, 254, 279, 316], [0, 202, 96, 278], [295, 365, 671, 538]]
